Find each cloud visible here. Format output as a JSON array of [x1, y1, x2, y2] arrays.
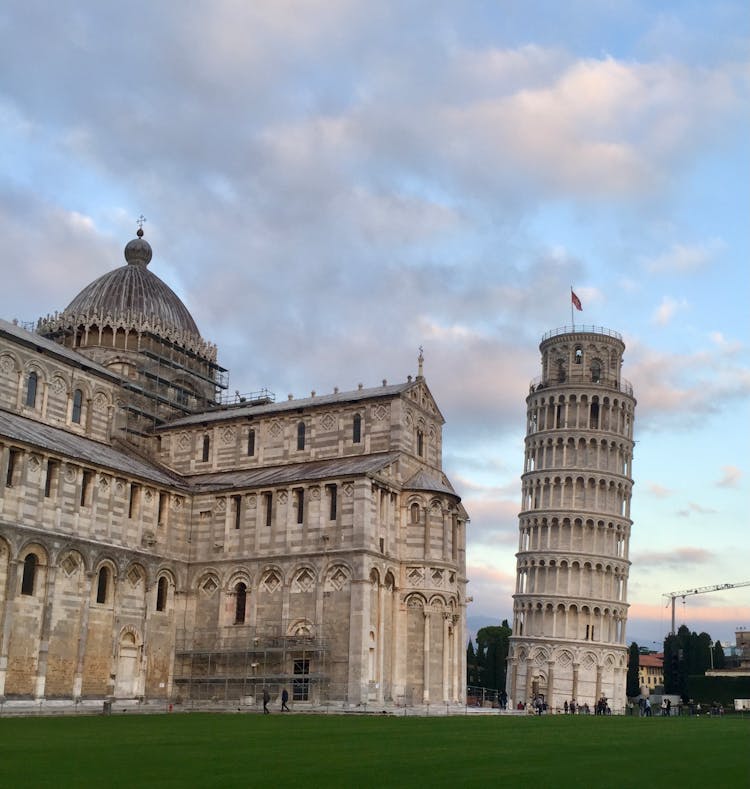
[[652, 295, 688, 326], [676, 503, 718, 517], [464, 498, 519, 547], [633, 547, 715, 567], [642, 238, 725, 273], [0, 2, 747, 640], [628, 600, 750, 624], [465, 563, 516, 619], [645, 482, 673, 498], [716, 465, 742, 488], [627, 339, 750, 431]]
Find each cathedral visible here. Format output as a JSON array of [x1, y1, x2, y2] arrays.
[[0, 229, 468, 708]]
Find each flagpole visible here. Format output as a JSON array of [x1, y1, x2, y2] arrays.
[[570, 286, 574, 329]]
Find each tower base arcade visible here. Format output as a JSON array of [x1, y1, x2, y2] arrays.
[[507, 640, 628, 712]]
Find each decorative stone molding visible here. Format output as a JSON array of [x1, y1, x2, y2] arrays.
[[37, 309, 218, 362]]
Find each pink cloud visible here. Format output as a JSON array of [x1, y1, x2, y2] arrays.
[[716, 465, 742, 488], [633, 547, 714, 567], [629, 601, 750, 624], [645, 482, 672, 498]]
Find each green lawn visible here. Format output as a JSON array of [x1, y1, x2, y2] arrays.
[[1, 713, 747, 788]]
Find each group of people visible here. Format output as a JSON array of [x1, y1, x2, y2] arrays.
[[262, 687, 291, 714], [562, 699, 598, 715], [515, 697, 613, 714]]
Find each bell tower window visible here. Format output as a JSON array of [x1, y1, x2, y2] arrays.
[[591, 360, 602, 383]]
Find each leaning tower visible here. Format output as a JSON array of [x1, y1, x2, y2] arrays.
[[506, 326, 636, 712]]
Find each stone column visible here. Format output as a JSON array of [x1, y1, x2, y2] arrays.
[[422, 609, 431, 703], [442, 614, 450, 702], [0, 559, 20, 696], [547, 659, 555, 711], [524, 661, 533, 703], [509, 656, 518, 708], [34, 563, 58, 699], [452, 615, 460, 702], [347, 577, 367, 704], [390, 593, 403, 703], [376, 580, 385, 703], [571, 662, 580, 703], [73, 571, 94, 698], [595, 664, 603, 703]]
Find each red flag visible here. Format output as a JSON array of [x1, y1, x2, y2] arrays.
[[571, 290, 583, 311]]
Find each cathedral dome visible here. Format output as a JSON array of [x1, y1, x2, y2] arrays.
[[62, 229, 200, 338]]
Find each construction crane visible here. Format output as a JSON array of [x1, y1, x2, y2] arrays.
[[664, 581, 750, 635]]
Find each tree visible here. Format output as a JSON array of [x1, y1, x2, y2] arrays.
[[466, 640, 478, 687], [663, 633, 684, 696], [664, 625, 719, 701], [692, 632, 713, 675], [475, 620, 512, 691], [627, 642, 640, 698], [712, 640, 725, 670]]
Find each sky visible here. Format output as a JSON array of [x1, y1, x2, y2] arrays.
[[0, 1, 748, 650]]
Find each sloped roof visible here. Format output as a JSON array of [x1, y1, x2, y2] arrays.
[[0, 319, 120, 382], [403, 468, 458, 497], [0, 408, 181, 487], [161, 381, 417, 429], [187, 451, 400, 491]]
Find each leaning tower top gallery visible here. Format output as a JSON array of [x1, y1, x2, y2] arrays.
[[506, 326, 636, 713]]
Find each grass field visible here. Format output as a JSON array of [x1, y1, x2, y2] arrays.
[[1, 712, 747, 788]]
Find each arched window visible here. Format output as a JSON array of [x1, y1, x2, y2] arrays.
[[574, 346, 583, 364], [295, 488, 305, 524], [202, 434, 210, 462], [72, 389, 83, 423], [352, 414, 362, 444], [156, 576, 168, 612], [591, 361, 602, 383], [25, 371, 38, 407], [247, 428, 255, 457], [410, 503, 420, 523], [96, 566, 109, 604], [235, 582, 247, 624], [21, 553, 37, 595], [416, 430, 424, 457], [297, 421, 306, 451]]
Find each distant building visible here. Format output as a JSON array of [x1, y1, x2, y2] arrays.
[[0, 230, 468, 707], [638, 653, 664, 689], [506, 326, 636, 712], [707, 628, 750, 678]]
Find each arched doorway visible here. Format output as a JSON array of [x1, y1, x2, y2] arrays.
[[114, 630, 141, 697]]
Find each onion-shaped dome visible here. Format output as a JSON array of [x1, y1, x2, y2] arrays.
[[63, 229, 200, 337]]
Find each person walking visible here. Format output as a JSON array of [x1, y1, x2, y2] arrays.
[[263, 687, 271, 714], [281, 688, 290, 712]]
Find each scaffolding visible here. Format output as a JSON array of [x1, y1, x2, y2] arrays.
[[173, 625, 329, 705], [120, 331, 229, 439]]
